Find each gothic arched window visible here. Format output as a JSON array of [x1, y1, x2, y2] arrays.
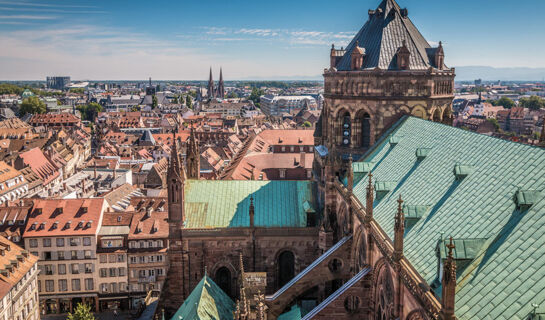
[[361, 113, 371, 148], [375, 264, 394, 320], [215, 267, 232, 298], [277, 251, 295, 289]]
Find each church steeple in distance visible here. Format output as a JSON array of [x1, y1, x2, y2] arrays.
[[207, 67, 215, 100], [217, 67, 225, 99]]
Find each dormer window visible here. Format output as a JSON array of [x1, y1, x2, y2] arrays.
[[39, 222, 46, 230], [77, 221, 85, 228], [86, 221, 93, 228], [396, 40, 411, 70], [81, 207, 88, 214], [65, 221, 71, 229], [52, 221, 59, 229]]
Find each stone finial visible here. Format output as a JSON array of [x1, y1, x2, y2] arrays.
[[441, 236, 457, 320], [249, 195, 255, 228], [347, 154, 354, 193], [365, 172, 374, 224], [393, 195, 405, 262]]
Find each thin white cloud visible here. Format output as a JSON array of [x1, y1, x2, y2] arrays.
[[0, 6, 107, 14], [0, 1, 95, 8], [0, 14, 56, 19]]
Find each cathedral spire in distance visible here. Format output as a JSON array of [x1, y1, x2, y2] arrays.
[[217, 67, 225, 99], [207, 67, 215, 100]]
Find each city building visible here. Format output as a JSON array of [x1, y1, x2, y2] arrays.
[[0, 235, 39, 320], [46, 77, 71, 90], [24, 198, 107, 315], [260, 95, 318, 116], [97, 212, 131, 311], [0, 161, 28, 205], [127, 201, 168, 308]]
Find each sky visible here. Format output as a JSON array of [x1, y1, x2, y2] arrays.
[[0, 0, 544, 81]]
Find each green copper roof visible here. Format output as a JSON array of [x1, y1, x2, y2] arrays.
[[353, 116, 545, 320], [184, 180, 314, 228], [170, 275, 235, 320], [353, 162, 374, 173], [278, 305, 302, 320]]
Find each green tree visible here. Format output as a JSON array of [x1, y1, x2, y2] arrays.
[[69, 88, 85, 94], [519, 96, 545, 110], [152, 95, 158, 109], [186, 95, 193, 109], [77, 102, 103, 122], [67, 303, 95, 320], [172, 96, 179, 104], [0, 83, 24, 95], [494, 97, 515, 109], [302, 121, 312, 128], [487, 118, 499, 131], [249, 87, 265, 108], [226, 92, 238, 99], [19, 96, 46, 116]]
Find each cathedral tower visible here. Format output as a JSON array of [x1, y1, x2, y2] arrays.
[[163, 131, 187, 313], [217, 67, 225, 99], [207, 67, 215, 100], [316, 0, 455, 160], [187, 128, 200, 179]]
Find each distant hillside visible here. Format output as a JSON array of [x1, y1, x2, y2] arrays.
[[454, 66, 545, 81]]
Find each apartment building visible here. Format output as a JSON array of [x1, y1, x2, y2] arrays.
[[260, 95, 317, 116], [23, 198, 106, 315], [0, 161, 28, 205], [127, 205, 168, 308], [96, 212, 131, 311], [0, 235, 39, 320]]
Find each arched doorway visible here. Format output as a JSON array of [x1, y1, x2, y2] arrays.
[[277, 251, 295, 289], [361, 113, 371, 148], [215, 267, 232, 298]]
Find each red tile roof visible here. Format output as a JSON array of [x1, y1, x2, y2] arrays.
[[29, 113, 80, 125], [18, 148, 59, 185], [0, 235, 38, 297], [25, 198, 106, 237], [128, 210, 168, 240], [256, 129, 314, 146]]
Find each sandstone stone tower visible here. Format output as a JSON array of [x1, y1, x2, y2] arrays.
[[316, 0, 455, 160]]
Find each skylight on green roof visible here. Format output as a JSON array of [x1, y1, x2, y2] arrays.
[[403, 205, 429, 219], [352, 162, 374, 173], [438, 238, 487, 260], [389, 136, 400, 145], [454, 164, 473, 180], [514, 189, 541, 211], [415, 148, 431, 160]]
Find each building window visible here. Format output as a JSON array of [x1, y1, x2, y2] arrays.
[[277, 251, 295, 289], [44, 251, 52, 260], [43, 238, 51, 247], [70, 238, 79, 246], [130, 257, 137, 264], [85, 263, 92, 273], [118, 268, 125, 276], [56, 238, 64, 247], [58, 251, 65, 260], [29, 239, 38, 248], [157, 268, 163, 276], [58, 280, 67, 292], [101, 283, 108, 293], [100, 268, 107, 277], [83, 237, 91, 246], [156, 255, 163, 262], [100, 255, 107, 263], [45, 280, 54, 292], [108, 255, 116, 263], [71, 264, 79, 274], [84, 250, 92, 259], [45, 265, 54, 275], [342, 114, 351, 146], [109, 268, 116, 277], [71, 279, 80, 291], [38, 280, 41, 292], [279, 169, 286, 179], [281, 146, 285, 152], [58, 264, 66, 275], [71, 250, 77, 259], [117, 254, 124, 262], [85, 279, 93, 291]]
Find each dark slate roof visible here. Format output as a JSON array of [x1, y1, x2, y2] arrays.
[[336, 0, 440, 71]]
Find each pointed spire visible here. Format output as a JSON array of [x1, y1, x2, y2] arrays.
[[441, 236, 457, 320], [249, 195, 255, 227], [393, 194, 404, 262], [218, 67, 225, 99], [365, 172, 374, 224], [347, 154, 354, 193], [207, 67, 215, 99]]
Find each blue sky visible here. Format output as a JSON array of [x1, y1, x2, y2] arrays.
[[1, 0, 544, 80]]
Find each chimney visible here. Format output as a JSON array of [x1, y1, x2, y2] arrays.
[[300, 151, 306, 168]]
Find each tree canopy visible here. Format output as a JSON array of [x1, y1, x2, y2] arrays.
[[76, 102, 103, 122], [493, 97, 515, 109], [519, 96, 545, 110], [186, 95, 193, 109], [67, 303, 95, 320], [249, 87, 265, 108], [151, 95, 158, 109], [19, 96, 46, 116]]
